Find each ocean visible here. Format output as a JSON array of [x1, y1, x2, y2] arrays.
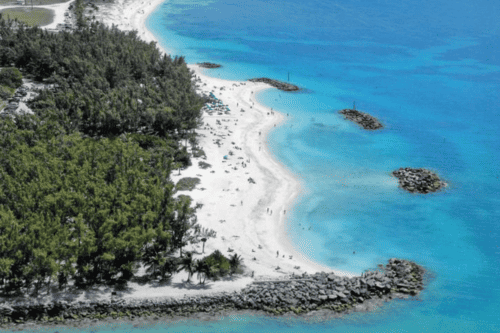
[[15, 0, 500, 332]]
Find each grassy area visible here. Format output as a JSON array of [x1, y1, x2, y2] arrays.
[[0, 0, 70, 5], [0, 7, 54, 26], [176, 177, 201, 191]]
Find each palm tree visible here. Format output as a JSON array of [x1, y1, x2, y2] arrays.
[[159, 257, 179, 280], [177, 252, 195, 283], [229, 253, 243, 276], [196, 227, 216, 254], [194, 259, 210, 284], [142, 246, 165, 279], [200, 237, 207, 253]]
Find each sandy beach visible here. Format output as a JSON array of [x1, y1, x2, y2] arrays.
[[0, 0, 356, 307]]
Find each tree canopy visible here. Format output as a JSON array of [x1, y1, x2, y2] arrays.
[[0, 16, 212, 295]]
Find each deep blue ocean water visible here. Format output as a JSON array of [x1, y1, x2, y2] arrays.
[[13, 0, 500, 332]]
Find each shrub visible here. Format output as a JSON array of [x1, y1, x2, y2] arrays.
[[128, 133, 167, 150], [192, 147, 206, 158], [174, 146, 192, 168], [176, 177, 200, 191], [201, 250, 231, 280], [0, 67, 22, 89], [198, 161, 211, 169], [0, 85, 15, 100]]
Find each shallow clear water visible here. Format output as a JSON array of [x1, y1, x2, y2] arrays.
[[12, 0, 500, 332]]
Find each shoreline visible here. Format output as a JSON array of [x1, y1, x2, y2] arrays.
[[0, 0, 356, 311], [0, 2, 430, 330], [181, 64, 352, 277], [117, 0, 355, 279], [0, 259, 426, 330]]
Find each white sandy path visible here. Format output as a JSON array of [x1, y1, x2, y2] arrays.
[[0, 0, 358, 306], [0, 0, 75, 29]]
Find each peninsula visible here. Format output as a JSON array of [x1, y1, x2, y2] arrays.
[[0, 0, 427, 330]]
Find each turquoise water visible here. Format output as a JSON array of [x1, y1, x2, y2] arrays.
[[12, 0, 500, 332], [145, 2, 500, 331]]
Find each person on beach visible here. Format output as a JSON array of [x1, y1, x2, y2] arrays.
[[277, 251, 279, 257], [267, 208, 269, 213]]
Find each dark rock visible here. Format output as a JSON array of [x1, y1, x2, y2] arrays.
[[247, 78, 300, 91], [197, 62, 222, 68], [392, 167, 446, 194], [338, 109, 383, 130], [0, 259, 426, 327]]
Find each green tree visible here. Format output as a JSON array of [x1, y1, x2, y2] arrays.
[[159, 256, 179, 280], [177, 252, 195, 283], [0, 67, 22, 89], [170, 196, 198, 256], [229, 253, 243, 276], [194, 259, 210, 284]]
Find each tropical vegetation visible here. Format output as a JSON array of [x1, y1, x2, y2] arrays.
[[0, 12, 242, 296]]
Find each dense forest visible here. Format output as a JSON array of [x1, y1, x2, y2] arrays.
[[0, 11, 240, 296]]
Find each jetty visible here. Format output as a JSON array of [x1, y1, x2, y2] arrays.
[[339, 109, 383, 130], [248, 78, 300, 91], [392, 168, 446, 193], [0, 259, 425, 327], [197, 62, 222, 68]]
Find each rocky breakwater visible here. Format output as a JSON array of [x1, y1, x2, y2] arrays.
[[0, 259, 426, 328], [198, 62, 222, 68], [339, 109, 383, 130], [248, 78, 300, 91], [239, 258, 425, 315], [392, 167, 446, 193]]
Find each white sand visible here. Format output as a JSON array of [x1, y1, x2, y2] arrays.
[[0, 0, 358, 306]]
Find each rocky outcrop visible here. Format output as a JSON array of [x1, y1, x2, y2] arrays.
[[339, 109, 383, 130], [247, 78, 300, 91], [0, 84, 29, 118], [0, 259, 425, 327], [392, 168, 446, 193], [197, 62, 222, 68]]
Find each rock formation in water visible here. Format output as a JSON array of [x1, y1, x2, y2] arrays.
[[0, 259, 425, 327], [392, 167, 446, 193], [197, 62, 222, 68], [248, 78, 300, 91], [339, 109, 383, 130]]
